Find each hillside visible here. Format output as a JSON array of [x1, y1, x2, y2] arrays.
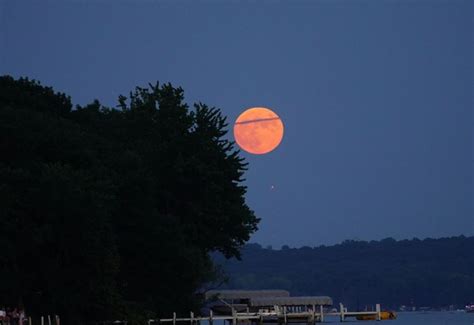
[[215, 236, 474, 309]]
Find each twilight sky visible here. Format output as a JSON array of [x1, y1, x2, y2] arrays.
[[1, 0, 472, 247]]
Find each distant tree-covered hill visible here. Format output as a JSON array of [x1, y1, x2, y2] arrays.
[[215, 236, 474, 309]]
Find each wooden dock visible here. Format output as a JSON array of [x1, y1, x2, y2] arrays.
[[149, 303, 384, 324]]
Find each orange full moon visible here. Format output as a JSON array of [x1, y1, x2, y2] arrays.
[[233, 107, 284, 155]]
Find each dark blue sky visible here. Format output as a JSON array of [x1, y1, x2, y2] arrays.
[[1, 0, 472, 247]]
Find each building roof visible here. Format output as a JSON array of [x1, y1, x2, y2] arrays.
[[250, 296, 333, 307], [205, 290, 290, 300]]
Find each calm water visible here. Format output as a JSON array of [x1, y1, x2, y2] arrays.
[[321, 312, 474, 324], [201, 312, 474, 325]]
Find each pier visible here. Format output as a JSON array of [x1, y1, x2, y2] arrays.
[[150, 303, 385, 324], [147, 290, 392, 324]]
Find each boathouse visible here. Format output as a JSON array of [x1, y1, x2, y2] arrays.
[[204, 290, 332, 315]]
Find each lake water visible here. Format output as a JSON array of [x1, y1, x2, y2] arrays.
[[200, 312, 474, 325], [321, 312, 474, 324]]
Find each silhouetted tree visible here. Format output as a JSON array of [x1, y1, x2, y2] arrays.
[[0, 76, 258, 324]]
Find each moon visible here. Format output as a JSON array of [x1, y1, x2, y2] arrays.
[[233, 107, 284, 155]]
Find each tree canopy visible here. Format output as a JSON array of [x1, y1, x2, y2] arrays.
[[0, 76, 258, 324]]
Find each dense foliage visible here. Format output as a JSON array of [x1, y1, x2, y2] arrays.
[[217, 236, 474, 309], [0, 76, 258, 324]]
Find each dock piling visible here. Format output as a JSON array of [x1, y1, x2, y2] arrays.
[[232, 309, 237, 325], [376, 304, 381, 321], [339, 304, 345, 322]]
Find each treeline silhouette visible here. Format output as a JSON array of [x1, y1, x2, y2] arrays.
[[216, 236, 474, 309], [0, 76, 258, 324]]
